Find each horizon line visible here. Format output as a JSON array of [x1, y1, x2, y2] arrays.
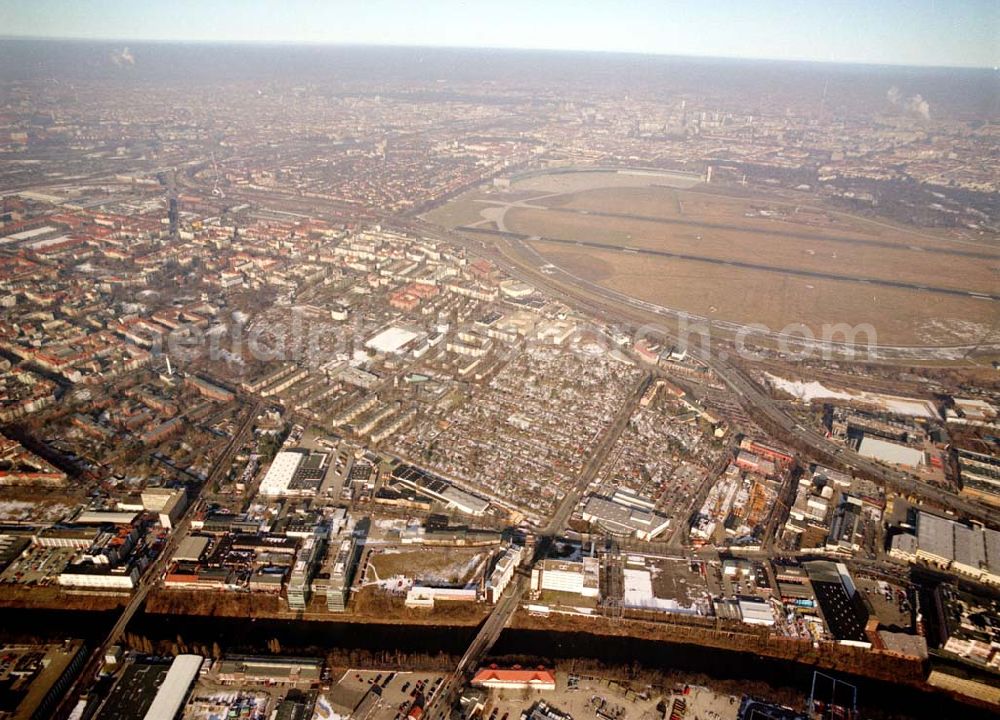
[[0, 33, 995, 72]]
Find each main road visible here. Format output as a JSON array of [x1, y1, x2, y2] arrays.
[[422, 372, 651, 720]]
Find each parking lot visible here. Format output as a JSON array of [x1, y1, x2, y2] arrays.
[[328, 669, 447, 720], [0, 545, 75, 586], [182, 690, 271, 720], [665, 686, 739, 720], [481, 672, 739, 720], [855, 576, 912, 629]]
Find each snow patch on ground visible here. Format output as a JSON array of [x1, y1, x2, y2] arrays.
[[764, 373, 937, 418], [915, 318, 991, 345], [764, 374, 856, 402], [418, 552, 487, 588], [0, 501, 73, 522], [312, 695, 342, 720]]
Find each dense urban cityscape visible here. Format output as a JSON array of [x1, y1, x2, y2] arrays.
[[0, 14, 997, 720]]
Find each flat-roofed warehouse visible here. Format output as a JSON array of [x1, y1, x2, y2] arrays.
[[71, 510, 140, 525], [857, 436, 924, 468], [891, 511, 1000, 586], [258, 450, 332, 497], [173, 534, 210, 563], [1, 225, 63, 245], [737, 597, 775, 626], [0, 641, 86, 720], [215, 655, 322, 686], [916, 511, 955, 564], [391, 464, 489, 516], [0, 534, 30, 573], [141, 654, 202, 720], [581, 494, 670, 541], [364, 325, 421, 355], [91, 657, 170, 720]]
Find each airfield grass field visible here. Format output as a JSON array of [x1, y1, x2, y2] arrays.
[[532, 241, 994, 346], [428, 173, 999, 347], [506, 206, 997, 293]]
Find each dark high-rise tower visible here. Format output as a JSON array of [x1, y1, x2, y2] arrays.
[[168, 197, 179, 238], [166, 169, 179, 239]]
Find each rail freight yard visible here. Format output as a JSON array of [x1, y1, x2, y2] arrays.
[[429, 170, 1000, 348]]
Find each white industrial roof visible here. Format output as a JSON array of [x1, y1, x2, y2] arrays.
[[619, 568, 694, 613], [4, 225, 58, 242], [257, 451, 304, 496], [857, 436, 924, 467], [72, 510, 139, 525], [440, 485, 490, 515], [142, 654, 202, 720], [365, 326, 419, 354], [28, 234, 71, 249], [738, 598, 775, 626], [581, 495, 670, 540], [953, 398, 996, 420]]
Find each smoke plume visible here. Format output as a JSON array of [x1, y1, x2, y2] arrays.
[[886, 86, 930, 120], [904, 94, 930, 121], [110, 47, 136, 67]]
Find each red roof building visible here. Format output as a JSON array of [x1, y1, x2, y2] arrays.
[[471, 668, 556, 691]]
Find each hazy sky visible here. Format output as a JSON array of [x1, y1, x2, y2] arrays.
[[2, 0, 997, 68]]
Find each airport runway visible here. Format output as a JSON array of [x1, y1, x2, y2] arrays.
[[540, 205, 1000, 260], [458, 226, 1000, 301]]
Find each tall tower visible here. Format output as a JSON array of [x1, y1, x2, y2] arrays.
[[167, 170, 179, 239], [168, 197, 179, 238]]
